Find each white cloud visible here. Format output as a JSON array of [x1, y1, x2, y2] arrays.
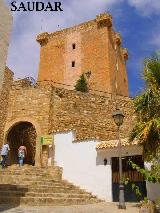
[[150, 33, 160, 49], [147, 21, 160, 50], [4, 0, 160, 81], [128, 0, 160, 16]]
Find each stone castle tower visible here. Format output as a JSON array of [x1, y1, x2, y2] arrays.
[[37, 13, 129, 97]]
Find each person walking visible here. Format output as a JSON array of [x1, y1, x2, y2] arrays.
[[1, 143, 10, 168], [18, 145, 27, 167]]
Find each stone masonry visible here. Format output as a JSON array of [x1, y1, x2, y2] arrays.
[[0, 0, 13, 150], [0, 68, 13, 150], [37, 13, 129, 97], [0, 13, 135, 167], [0, 0, 12, 90], [6, 81, 135, 142], [48, 87, 135, 141], [4, 79, 52, 166], [2, 79, 135, 166]]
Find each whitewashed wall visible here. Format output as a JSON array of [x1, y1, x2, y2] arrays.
[[145, 162, 160, 201], [54, 131, 112, 201], [146, 182, 160, 201], [54, 131, 159, 202]]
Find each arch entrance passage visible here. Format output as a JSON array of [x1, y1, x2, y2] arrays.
[[7, 122, 37, 165]]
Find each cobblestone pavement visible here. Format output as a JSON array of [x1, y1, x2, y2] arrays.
[[0, 202, 139, 213]]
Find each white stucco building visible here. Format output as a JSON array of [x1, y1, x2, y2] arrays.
[[48, 131, 160, 202]]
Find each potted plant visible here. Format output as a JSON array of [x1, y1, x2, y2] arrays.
[[155, 198, 160, 213], [139, 198, 155, 213]]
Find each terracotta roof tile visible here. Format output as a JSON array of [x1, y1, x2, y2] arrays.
[[96, 138, 138, 150]]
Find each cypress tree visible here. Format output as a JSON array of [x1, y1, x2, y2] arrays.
[[75, 74, 89, 92]]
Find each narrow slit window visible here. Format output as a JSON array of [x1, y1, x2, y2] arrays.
[[72, 43, 76, 49], [72, 61, 75, 67]]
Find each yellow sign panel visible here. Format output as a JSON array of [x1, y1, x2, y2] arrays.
[[41, 135, 53, 145]]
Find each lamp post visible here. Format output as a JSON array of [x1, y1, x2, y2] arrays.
[[112, 109, 126, 209]]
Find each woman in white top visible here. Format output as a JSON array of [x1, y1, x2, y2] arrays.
[[1, 143, 10, 168]]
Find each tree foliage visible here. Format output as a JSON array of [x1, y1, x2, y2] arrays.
[[129, 160, 160, 183], [74, 74, 89, 92], [124, 159, 160, 201], [129, 54, 160, 160]]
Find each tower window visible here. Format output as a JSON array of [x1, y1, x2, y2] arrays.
[[72, 43, 76, 49], [72, 61, 75, 67]]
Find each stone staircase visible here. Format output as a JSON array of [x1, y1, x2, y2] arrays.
[[0, 165, 101, 206]]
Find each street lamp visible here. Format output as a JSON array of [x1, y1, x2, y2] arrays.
[[112, 109, 126, 209]]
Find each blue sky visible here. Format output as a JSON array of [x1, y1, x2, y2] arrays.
[[5, 0, 160, 97]]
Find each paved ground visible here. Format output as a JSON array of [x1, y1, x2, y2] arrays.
[[0, 202, 139, 213]]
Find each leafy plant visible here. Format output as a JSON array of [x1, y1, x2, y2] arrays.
[[123, 159, 160, 202], [129, 160, 160, 183], [129, 54, 160, 160], [74, 74, 89, 92], [123, 177, 142, 199]]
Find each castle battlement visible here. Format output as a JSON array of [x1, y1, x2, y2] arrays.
[[37, 13, 113, 45], [36, 13, 129, 97]]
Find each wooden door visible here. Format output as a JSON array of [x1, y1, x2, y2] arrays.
[[112, 155, 147, 202]]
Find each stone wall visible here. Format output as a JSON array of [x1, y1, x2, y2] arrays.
[[49, 88, 135, 141], [0, 0, 13, 149], [0, 0, 12, 90], [0, 68, 13, 148], [37, 13, 129, 97], [5, 82, 52, 135], [3, 81, 135, 165], [4, 81, 53, 166], [4, 83, 135, 144]]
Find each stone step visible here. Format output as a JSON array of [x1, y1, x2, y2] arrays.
[[1, 173, 52, 176], [0, 196, 100, 206], [23, 180, 80, 187], [0, 180, 81, 191], [0, 166, 101, 206], [0, 186, 90, 194], [0, 183, 81, 190], [0, 184, 86, 193], [0, 171, 49, 176], [0, 176, 51, 182], [1, 167, 46, 171], [0, 166, 62, 181], [0, 191, 93, 198], [0, 179, 82, 190], [5, 165, 42, 170], [0, 177, 56, 183], [0, 174, 49, 179], [4, 168, 43, 171]]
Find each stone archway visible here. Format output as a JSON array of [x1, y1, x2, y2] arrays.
[[6, 121, 37, 165], [4, 117, 42, 166]]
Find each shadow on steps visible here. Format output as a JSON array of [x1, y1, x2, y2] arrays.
[[0, 184, 28, 212]]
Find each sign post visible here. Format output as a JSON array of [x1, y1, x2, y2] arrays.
[[40, 135, 53, 145], [40, 135, 53, 167]]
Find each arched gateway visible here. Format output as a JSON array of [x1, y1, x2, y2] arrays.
[[4, 118, 42, 166], [7, 122, 36, 165]]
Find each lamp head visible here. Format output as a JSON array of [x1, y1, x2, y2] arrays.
[[112, 109, 124, 126]]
